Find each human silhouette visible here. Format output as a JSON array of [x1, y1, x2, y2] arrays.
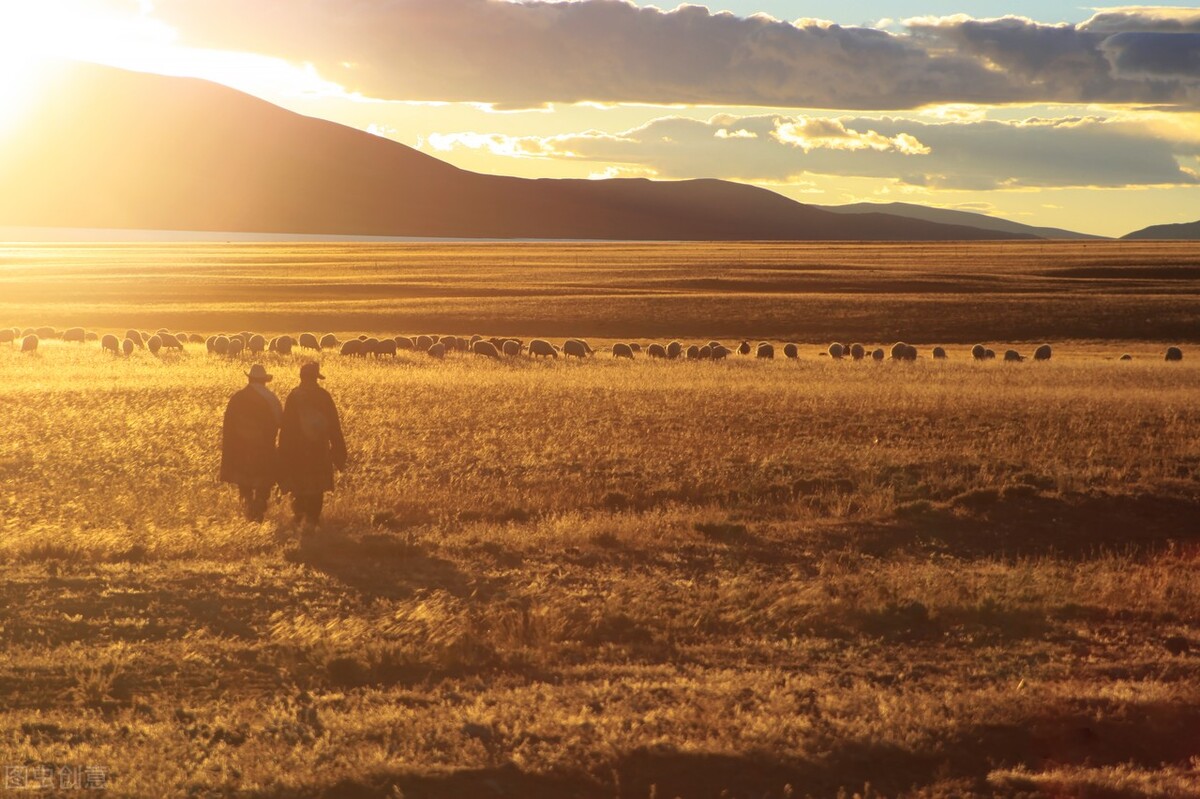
[[278, 362, 346, 530], [220, 363, 282, 522]]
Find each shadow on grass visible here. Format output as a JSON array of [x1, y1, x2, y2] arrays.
[[249, 699, 1200, 799]]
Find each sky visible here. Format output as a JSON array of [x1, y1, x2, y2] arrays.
[[2, 1, 1199, 236]]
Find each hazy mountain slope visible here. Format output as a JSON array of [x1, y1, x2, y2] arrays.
[[0, 62, 1032, 241], [822, 202, 1102, 240], [1122, 220, 1200, 240]]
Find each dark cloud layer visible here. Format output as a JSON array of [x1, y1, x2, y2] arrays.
[[429, 113, 1200, 189], [150, 1, 1200, 109]]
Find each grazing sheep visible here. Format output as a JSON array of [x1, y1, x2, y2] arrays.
[[0, 329, 14, 345], [121, 338, 134, 356], [784, 343, 799, 359], [563, 339, 589, 359], [299, 333, 320, 351], [1034, 344, 1052, 361], [756, 342, 775, 359], [686, 345, 700, 360], [158, 332, 183, 351], [647, 343, 667, 359], [871, 348, 885, 361], [1166, 346, 1184, 362], [276, 336, 294, 355], [85, 331, 99, 342], [125, 330, 144, 348], [213, 336, 230, 355], [35, 326, 56, 339], [566, 338, 594, 356], [890, 342, 910, 361], [850, 343, 865, 360], [699, 345, 712, 360], [21, 334, 38, 352], [249, 334, 267, 354], [738, 340, 751, 355], [227, 338, 245, 358], [361, 337, 381, 356], [415, 335, 433, 352], [427, 342, 446, 359], [828, 342, 845, 359], [528, 339, 559, 359], [706, 341, 721, 350], [101, 334, 120, 354], [971, 344, 987, 361], [147, 335, 162, 354], [63, 327, 86, 343], [377, 339, 398, 357], [473, 340, 502, 359], [205, 335, 217, 353], [932, 346, 947, 360], [613, 343, 634, 359], [1120, 354, 1133, 361], [502, 339, 522, 357], [395, 336, 415, 351], [188, 333, 205, 344], [319, 333, 338, 350], [630, 343, 643, 353], [340, 339, 364, 357], [984, 348, 996, 360], [666, 341, 683, 359], [20, 328, 35, 338], [1003, 349, 1024, 362], [711, 345, 731, 360]]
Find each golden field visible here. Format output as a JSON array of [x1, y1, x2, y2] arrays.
[[0, 241, 1198, 798]]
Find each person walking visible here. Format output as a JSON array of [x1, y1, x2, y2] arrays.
[[220, 363, 282, 523], [278, 362, 346, 530]]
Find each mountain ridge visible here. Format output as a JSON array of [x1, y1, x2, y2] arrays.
[[1122, 220, 1200, 240]]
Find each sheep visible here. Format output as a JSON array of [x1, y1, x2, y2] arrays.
[[971, 344, 987, 361], [738, 340, 751, 355], [566, 338, 594, 356], [35, 326, 56, 339], [101, 334, 120, 354], [63, 327, 86, 343], [361, 337, 381, 356], [319, 333, 338, 350], [299, 333, 320, 351], [395, 336, 415, 351], [227, 338, 245, 358], [204, 335, 216, 353], [147, 335, 162, 354], [340, 339, 364, 357], [1120, 354, 1133, 361], [377, 339, 398, 357], [613, 343, 634, 359], [125, 330, 145, 348], [850, 343, 866, 360], [528, 339, 559, 359], [1034, 344, 1052, 361], [502, 340, 522, 357], [276, 336, 295, 356], [699, 345, 713, 360], [932, 346, 948, 360], [890, 342, 911, 361], [21, 334, 38, 352], [249, 334, 266, 354], [121, 338, 134, 357], [666, 341, 683, 359], [213, 336, 230, 355], [828, 342, 845, 359], [1166, 346, 1184, 362], [984, 348, 996, 360], [783, 343, 799, 359], [563, 339, 589, 359], [188, 333, 205, 344], [756, 342, 775, 359], [427, 342, 446, 359], [711, 345, 731, 360], [630, 343, 643, 353], [647, 343, 667, 359], [685, 345, 700, 360], [871, 348, 885, 361], [156, 332, 182, 351], [415, 335, 433, 352], [473, 340, 502, 359], [0, 329, 14, 344], [20, 328, 35, 338], [1004, 349, 1024, 362]]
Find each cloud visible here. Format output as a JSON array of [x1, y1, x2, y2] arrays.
[[146, 1, 1200, 109], [425, 112, 1200, 189]]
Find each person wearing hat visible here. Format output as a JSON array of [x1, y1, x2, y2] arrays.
[[278, 361, 346, 530], [220, 363, 283, 523]]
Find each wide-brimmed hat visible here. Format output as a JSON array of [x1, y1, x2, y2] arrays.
[[300, 361, 325, 380], [246, 364, 273, 382]]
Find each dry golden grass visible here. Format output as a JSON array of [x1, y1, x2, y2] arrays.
[[0, 242, 1197, 798]]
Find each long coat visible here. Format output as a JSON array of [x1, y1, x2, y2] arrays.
[[219, 386, 280, 487], [277, 383, 346, 495]]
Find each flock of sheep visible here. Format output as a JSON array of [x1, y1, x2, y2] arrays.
[[0, 325, 1187, 364]]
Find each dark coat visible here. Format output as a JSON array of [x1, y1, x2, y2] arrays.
[[278, 383, 346, 495], [219, 385, 280, 487]]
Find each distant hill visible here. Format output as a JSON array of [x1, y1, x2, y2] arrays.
[[1123, 220, 1200, 240], [0, 62, 1033, 242], [821, 202, 1103, 240]]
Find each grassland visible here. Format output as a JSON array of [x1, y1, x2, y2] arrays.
[[0, 241, 1198, 798]]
